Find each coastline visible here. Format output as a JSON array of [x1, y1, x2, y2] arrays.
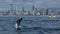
[[0, 15, 60, 17]]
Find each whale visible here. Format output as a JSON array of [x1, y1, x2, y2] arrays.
[[15, 17, 23, 29]]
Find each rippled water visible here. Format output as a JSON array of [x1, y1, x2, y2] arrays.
[[0, 16, 60, 34]]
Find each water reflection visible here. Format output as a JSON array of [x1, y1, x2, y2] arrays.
[[17, 28, 22, 34]]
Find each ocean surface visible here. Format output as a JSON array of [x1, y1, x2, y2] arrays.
[[0, 16, 60, 34]]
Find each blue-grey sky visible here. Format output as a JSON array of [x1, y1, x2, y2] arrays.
[[0, 0, 60, 11]]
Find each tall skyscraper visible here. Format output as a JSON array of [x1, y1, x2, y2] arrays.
[[32, 5, 35, 16], [45, 8, 49, 15]]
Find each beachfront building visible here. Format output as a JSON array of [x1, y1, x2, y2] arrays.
[[45, 8, 49, 15], [36, 12, 40, 15], [0, 11, 10, 16], [32, 5, 35, 16], [23, 11, 29, 16], [56, 9, 60, 15]]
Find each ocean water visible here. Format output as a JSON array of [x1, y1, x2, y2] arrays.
[[0, 16, 60, 34]]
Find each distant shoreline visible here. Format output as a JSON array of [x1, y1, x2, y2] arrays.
[[0, 15, 60, 17]]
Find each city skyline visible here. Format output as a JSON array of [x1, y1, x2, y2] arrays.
[[0, 0, 60, 11]]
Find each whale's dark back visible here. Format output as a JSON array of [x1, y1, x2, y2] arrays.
[[16, 17, 23, 26]]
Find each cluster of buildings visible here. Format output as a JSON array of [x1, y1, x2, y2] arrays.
[[0, 5, 60, 16], [0, 0, 60, 16]]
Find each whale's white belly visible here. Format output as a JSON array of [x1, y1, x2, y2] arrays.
[[15, 23, 21, 28]]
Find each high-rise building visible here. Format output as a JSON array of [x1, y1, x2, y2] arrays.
[[32, 5, 35, 16], [45, 8, 49, 15]]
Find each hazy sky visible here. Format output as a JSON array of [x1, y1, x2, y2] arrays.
[[0, 0, 60, 10]]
